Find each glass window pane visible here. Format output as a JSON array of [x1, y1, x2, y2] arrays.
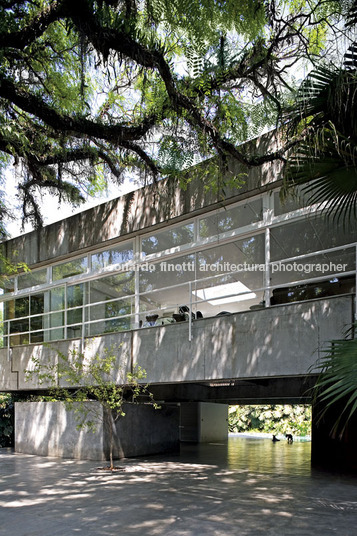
[[138, 234, 265, 324], [53, 257, 87, 281], [274, 189, 309, 216], [89, 272, 135, 303], [67, 284, 84, 338], [7, 297, 30, 345], [47, 312, 64, 341], [30, 293, 44, 343], [139, 253, 195, 324], [270, 215, 357, 262], [270, 248, 355, 305], [15, 297, 29, 318], [18, 268, 47, 290], [0, 277, 15, 294], [91, 243, 134, 271], [0, 301, 3, 347], [199, 199, 263, 239], [142, 223, 194, 256], [195, 235, 265, 316], [274, 181, 325, 216], [46, 287, 65, 341], [49, 287, 65, 310], [88, 272, 135, 336], [89, 298, 133, 336]]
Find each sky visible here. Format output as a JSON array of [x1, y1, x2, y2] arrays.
[[4, 168, 140, 239]]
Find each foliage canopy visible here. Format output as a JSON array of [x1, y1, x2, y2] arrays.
[[0, 0, 354, 229], [229, 404, 312, 436]]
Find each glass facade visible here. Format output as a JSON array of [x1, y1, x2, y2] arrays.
[[0, 191, 355, 347]]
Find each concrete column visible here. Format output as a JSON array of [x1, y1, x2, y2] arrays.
[[15, 401, 180, 460], [180, 402, 228, 442], [311, 400, 357, 472]]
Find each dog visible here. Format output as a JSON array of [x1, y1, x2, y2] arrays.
[[272, 434, 280, 442], [286, 433, 293, 443]]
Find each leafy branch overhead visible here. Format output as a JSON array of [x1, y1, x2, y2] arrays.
[[0, 0, 352, 228]]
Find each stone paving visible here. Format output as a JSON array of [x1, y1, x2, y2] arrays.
[[0, 440, 357, 536]]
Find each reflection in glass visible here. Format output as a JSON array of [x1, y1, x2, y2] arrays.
[[8, 297, 29, 345], [139, 253, 195, 323], [91, 243, 134, 271], [270, 215, 357, 262], [53, 257, 88, 281], [142, 223, 194, 256], [0, 277, 14, 294], [47, 287, 65, 341], [199, 199, 263, 238], [195, 235, 265, 316], [18, 269, 47, 290], [0, 301, 3, 347], [30, 293, 44, 343], [88, 272, 135, 335], [270, 248, 356, 305], [67, 283, 84, 339]]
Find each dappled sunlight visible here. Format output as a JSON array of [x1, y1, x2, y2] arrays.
[[2, 295, 352, 391], [1, 438, 357, 535]]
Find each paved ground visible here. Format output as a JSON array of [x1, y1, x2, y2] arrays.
[[0, 443, 357, 536]]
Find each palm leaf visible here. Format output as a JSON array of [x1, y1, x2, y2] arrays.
[[310, 326, 357, 438], [345, 0, 357, 28], [282, 40, 357, 225]]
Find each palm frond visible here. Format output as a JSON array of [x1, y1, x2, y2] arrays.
[[310, 325, 357, 438], [345, 0, 357, 28], [344, 43, 357, 70], [282, 41, 357, 225]]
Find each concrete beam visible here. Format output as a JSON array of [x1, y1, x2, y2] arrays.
[[149, 375, 317, 404]]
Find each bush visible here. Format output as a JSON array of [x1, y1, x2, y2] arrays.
[[228, 404, 311, 436], [0, 393, 14, 447]]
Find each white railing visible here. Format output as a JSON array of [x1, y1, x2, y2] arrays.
[[1, 243, 356, 352]]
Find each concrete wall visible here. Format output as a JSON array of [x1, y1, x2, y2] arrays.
[[15, 401, 180, 460], [2, 294, 353, 392], [15, 401, 106, 459], [180, 402, 228, 442], [3, 132, 282, 268], [112, 403, 180, 458]]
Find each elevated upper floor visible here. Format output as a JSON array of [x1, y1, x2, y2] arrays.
[[0, 294, 353, 396], [0, 132, 356, 397]]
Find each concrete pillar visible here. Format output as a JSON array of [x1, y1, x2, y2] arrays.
[[311, 400, 357, 472], [15, 401, 180, 460], [180, 402, 228, 442]]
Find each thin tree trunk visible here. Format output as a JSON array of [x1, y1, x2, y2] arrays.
[[109, 411, 114, 471]]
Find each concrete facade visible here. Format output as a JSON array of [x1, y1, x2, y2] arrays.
[[2, 133, 282, 268], [3, 294, 353, 392], [2, 131, 356, 467], [15, 401, 180, 460]]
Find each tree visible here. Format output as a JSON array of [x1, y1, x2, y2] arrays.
[[310, 325, 357, 438], [0, 392, 14, 447], [281, 1, 357, 224], [0, 0, 351, 230], [228, 404, 311, 436], [280, 3, 357, 436], [25, 344, 159, 470]]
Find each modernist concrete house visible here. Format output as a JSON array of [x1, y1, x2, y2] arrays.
[[1, 134, 356, 467]]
